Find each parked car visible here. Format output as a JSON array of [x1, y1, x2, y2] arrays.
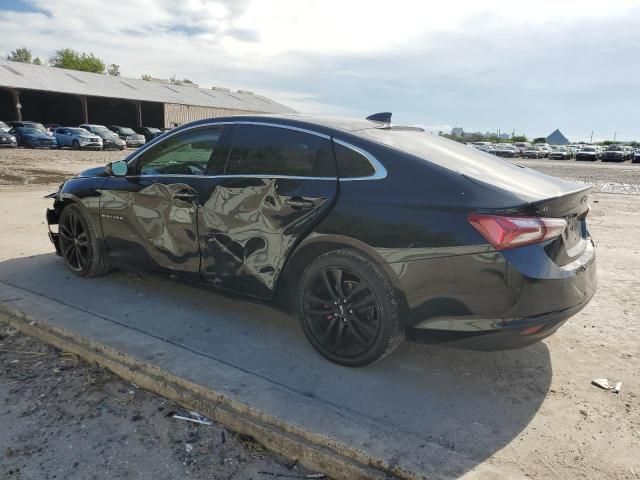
[[108, 125, 146, 148], [633, 149, 640, 163], [134, 126, 163, 142], [549, 147, 572, 160], [494, 144, 519, 158], [10, 127, 58, 148], [622, 146, 634, 160], [7, 121, 53, 136], [79, 124, 126, 151], [522, 147, 543, 158], [576, 146, 600, 161], [45, 123, 61, 132], [513, 142, 530, 155], [53, 127, 103, 150], [0, 121, 10, 133], [601, 145, 628, 162], [0, 131, 17, 148], [536, 145, 551, 158], [45, 114, 596, 366]]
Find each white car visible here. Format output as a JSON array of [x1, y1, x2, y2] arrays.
[[53, 127, 103, 150]]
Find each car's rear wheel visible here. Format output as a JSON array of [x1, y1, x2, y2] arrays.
[[58, 204, 112, 277], [297, 249, 404, 366], [72, 140, 80, 150]]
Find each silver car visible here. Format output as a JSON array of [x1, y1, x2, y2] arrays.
[[53, 127, 103, 150]]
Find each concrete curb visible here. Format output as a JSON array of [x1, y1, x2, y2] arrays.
[[0, 299, 404, 480]]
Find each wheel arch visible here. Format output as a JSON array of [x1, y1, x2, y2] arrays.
[[276, 234, 409, 316]]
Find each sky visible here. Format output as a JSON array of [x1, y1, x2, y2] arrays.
[[1, 0, 639, 141]]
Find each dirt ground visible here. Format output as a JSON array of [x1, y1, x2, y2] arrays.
[[1, 148, 639, 479]]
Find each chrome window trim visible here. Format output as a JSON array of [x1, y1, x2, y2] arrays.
[[126, 120, 385, 182], [332, 138, 387, 181], [121, 174, 337, 181]]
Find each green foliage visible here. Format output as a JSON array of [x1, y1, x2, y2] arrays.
[[533, 137, 547, 144], [33, 57, 42, 65], [602, 140, 614, 145], [107, 64, 120, 76], [7, 47, 33, 63], [141, 74, 152, 81], [49, 48, 106, 73], [512, 135, 528, 142]]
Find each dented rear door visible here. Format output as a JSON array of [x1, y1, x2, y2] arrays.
[[198, 123, 338, 299]]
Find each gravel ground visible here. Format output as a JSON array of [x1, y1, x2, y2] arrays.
[[517, 158, 640, 195], [0, 323, 321, 480]]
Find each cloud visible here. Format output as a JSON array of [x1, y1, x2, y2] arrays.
[[2, 0, 640, 139]]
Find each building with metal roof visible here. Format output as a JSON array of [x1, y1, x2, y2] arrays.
[[0, 59, 294, 128]]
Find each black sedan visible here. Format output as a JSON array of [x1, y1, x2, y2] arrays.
[[0, 131, 17, 148], [601, 145, 628, 162], [134, 126, 164, 142], [10, 127, 58, 149], [45, 114, 596, 366]]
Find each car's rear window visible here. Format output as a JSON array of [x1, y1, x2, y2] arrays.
[[353, 128, 584, 200]]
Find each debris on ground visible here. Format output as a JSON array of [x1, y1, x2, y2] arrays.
[[592, 378, 622, 393], [172, 410, 213, 426], [0, 326, 326, 479]]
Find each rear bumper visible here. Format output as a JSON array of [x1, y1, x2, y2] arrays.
[[407, 292, 592, 350], [401, 239, 597, 350]]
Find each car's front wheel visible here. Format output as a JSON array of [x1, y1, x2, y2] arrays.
[[297, 249, 404, 366], [58, 204, 112, 277]]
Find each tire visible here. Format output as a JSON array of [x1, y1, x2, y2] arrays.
[[72, 140, 80, 150], [296, 249, 404, 367], [58, 204, 112, 277]]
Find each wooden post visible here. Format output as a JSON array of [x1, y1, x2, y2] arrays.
[[8, 89, 22, 121], [79, 95, 89, 124], [135, 101, 142, 127]]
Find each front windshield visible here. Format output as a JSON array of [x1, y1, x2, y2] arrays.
[[581, 147, 595, 152], [68, 128, 90, 134], [18, 128, 41, 134], [119, 127, 136, 135], [26, 123, 46, 132], [606, 146, 622, 151]]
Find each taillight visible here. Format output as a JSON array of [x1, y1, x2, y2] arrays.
[[468, 214, 567, 250]]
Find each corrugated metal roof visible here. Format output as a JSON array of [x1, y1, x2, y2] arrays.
[[0, 59, 294, 114]]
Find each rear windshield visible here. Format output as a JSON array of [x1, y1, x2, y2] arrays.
[[68, 128, 90, 134], [118, 127, 136, 135], [353, 128, 584, 201]]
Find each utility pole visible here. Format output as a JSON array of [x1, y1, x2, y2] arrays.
[[590, 131, 593, 144], [613, 132, 617, 142]]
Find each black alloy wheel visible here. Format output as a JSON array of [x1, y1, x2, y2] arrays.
[[58, 205, 112, 277], [59, 208, 89, 272], [298, 249, 404, 366]]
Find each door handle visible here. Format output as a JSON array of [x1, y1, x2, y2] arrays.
[[173, 191, 199, 201], [286, 197, 315, 209]]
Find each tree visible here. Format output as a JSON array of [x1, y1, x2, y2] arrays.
[[107, 64, 120, 76], [33, 57, 42, 65], [141, 74, 152, 81], [512, 135, 528, 143], [533, 137, 547, 144], [49, 48, 106, 74], [7, 47, 33, 63]]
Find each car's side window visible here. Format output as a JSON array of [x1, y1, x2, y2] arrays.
[[333, 142, 375, 178], [136, 126, 225, 176], [226, 125, 336, 178]]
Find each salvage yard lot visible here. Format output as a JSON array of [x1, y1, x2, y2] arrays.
[[0, 148, 639, 479]]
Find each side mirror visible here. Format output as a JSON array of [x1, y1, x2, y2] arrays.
[[108, 160, 129, 177]]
